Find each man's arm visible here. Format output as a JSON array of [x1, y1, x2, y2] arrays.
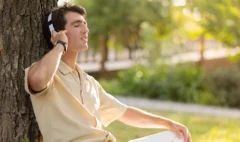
[[28, 30, 67, 92], [118, 106, 191, 142]]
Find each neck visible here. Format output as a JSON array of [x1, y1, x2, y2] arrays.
[[61, 50, 78, 69]]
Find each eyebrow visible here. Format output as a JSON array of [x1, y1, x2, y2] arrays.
[[70, 20, 87, 25]]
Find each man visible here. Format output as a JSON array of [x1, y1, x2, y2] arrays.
[[24, 3, 191, 142]]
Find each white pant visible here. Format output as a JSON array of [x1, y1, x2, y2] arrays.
[[129, 131, 184, 142]]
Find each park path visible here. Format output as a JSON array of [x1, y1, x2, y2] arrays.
[[116, 96, 240, 119]]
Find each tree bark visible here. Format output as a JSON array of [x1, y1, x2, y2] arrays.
[[0, 0, 56, 141]]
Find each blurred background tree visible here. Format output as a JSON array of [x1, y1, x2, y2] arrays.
[[187, 0, 240, 47], [74, 0, 176, 71]]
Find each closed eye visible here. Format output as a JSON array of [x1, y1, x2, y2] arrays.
[[71, 20, 87, 27], [74, 24, 80, 27]]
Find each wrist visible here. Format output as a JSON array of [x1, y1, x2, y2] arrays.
[[54, 40, 67, 54], [54, 43, 65, 54], [152, 116, 172, 129], [159, 118, 173, 129], [166, 120, 173, 129]]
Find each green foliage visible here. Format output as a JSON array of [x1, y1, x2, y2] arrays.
[[187, 0, 240, 47], [101, 62, 215, 105], [99, 79, 124, 95], [100, 62, 240, 108], [228, 53, 240, 63], [205, 66, 240, 108], [24, 137, 30, 142]]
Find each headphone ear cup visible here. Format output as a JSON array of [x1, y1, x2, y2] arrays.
[[48, 13, 56, 35], [49, 24, 54, 34]]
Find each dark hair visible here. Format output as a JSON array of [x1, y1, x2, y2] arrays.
[[42, 3, 86, 49]]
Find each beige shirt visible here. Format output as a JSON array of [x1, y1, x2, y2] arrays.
[[24, 60, 128, 142]]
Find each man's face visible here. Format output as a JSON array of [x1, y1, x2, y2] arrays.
[[64, 11, 89, 52]]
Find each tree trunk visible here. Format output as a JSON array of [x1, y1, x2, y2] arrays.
[[99, 34, 109, 73], [198, 34, 205, 66], [0, 0, 56, 141], [114, 48, 118, 61], [126, 44, 132, 60]]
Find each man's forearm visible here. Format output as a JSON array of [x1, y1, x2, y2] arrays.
[[28, 45, 64, 92], [118, 107, 172, 129]]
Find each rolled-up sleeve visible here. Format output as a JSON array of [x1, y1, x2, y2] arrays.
[[98, 83, 128, 127], [24, 64, 53, 96]]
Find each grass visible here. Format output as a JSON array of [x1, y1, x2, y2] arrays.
[[105, 109, 240, 142]]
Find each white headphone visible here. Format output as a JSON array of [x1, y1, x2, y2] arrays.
[[48, 13, 55, 34]]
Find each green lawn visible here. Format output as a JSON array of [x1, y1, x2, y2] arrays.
[[105, 109, 240, 142]]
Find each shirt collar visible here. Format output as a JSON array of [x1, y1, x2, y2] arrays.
[[58, 60, 75, 75], [58, 60, 85, 76]]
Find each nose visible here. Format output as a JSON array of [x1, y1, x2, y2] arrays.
[[83, 24, 89, 33]]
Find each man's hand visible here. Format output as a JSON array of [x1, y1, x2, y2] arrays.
[[168, 121, 192, 142], [51, 30, 68, 48], [119, 107, 192, 142]]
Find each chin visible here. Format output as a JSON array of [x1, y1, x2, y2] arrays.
[[83, 45, 88, 50], [79, 45, 88, 52]]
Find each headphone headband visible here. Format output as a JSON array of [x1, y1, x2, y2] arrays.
[[48, 13, 55, 34]]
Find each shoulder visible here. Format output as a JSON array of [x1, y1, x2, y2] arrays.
[[86, 74, 99, 86]]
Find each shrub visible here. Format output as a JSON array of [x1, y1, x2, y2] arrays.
[[101, 62, 216, 104], [100, 62, 240, 108], [204, 65, 240, 108]]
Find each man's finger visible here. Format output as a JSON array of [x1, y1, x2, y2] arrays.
[[50, 37, 54, 44], [180, 128, 188, 142], [174, 129, 182, 139], [60, 30, 67, 34], [61, 30, 67, 34], [188, 132, 192, 142], [52, 30, 57, 37]]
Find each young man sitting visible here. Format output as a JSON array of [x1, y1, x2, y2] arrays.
[[24, 3, 191, 142]]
